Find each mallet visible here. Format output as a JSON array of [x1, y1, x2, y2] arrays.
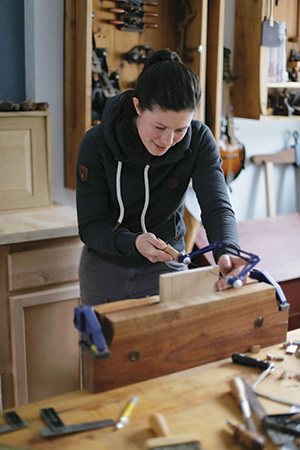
[[145, 413, 203, 450]]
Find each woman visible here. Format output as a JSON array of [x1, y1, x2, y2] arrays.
[[76, 49, 244, 306]]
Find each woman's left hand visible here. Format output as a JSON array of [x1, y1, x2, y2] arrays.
[[216, 254, 247, 291]]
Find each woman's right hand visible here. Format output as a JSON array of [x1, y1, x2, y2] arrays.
[[135, 233, 173, 263]]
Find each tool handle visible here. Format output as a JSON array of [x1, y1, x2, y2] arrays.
[[269, 0, 274, 26], [163, 244, 181, 261], [232, 353, 270, 370], [229, 377, 248, 405], [148, 413, 170, 437], [227, 420, 265, 450]]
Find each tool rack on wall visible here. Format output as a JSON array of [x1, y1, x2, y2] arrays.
[[64, 0, 225, 189]]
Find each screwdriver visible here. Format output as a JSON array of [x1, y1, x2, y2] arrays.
[[227, 419, 266, 450], [229, 377, 257, 434]]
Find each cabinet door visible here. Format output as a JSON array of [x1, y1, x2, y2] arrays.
[[234, 0, 300, 120], [0, 112, 52, 211], [9, 284, 80, 406]]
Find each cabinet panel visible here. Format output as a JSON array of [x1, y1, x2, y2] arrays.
[[9, 284, 80, 406], [7, 238, 83, 292], [0, 112, 52, 211]]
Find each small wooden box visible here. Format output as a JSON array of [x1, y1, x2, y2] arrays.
[[0, 111, 52, 212], [83, 266, 288, 393]]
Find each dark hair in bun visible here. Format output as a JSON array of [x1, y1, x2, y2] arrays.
[[134, 49, 201, 112]]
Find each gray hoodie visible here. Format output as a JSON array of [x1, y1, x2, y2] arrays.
[[76, 92, 239, 267]]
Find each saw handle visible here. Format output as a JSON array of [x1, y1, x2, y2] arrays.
[[163, 244, 181, 262]]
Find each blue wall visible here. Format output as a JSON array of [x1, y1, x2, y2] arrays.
[[0, 0, 25, 103]]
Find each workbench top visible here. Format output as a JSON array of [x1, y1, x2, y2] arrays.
[[0, 203, 78, 245], [0, 330, 299, 450]]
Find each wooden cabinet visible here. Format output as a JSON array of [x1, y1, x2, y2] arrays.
[[64, 0, 225, 189], [0, 205, 83, 408], [0, 111, 52, 211], [233, 0, 300, 120]]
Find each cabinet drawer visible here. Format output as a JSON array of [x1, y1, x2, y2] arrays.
[[7, 238, 83, 292]]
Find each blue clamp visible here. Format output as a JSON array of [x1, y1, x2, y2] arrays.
[[249, 269, 290, 311], [74, 305, 110, 359]]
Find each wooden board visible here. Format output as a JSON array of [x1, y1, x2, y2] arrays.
[[159, 265, 218, 302], [84, 273, 288, 393], [0, 203, 78, 245]]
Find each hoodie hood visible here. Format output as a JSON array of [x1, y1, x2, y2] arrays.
[[101, 92, 193, 168]]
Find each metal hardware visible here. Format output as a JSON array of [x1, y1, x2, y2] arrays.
[[128, 349, 140, 361], [254, 317, 264, 329]]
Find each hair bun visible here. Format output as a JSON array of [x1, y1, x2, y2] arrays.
[[142, 49, 181, 73]]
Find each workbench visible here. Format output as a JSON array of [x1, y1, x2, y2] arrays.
[[0, 329, 299, 450]]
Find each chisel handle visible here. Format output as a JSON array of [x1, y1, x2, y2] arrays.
[[227, 420, 265, 450], [230, 377, 248, 405]]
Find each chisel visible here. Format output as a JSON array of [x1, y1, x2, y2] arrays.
[[229, 377, 257, 434], [242, 379, 297, 447]]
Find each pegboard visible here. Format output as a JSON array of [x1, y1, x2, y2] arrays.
[[91, 0, 202, 92], [64, 0, 223, 190]]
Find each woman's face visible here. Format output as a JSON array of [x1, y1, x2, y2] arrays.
[[133, 97, 194, 157]]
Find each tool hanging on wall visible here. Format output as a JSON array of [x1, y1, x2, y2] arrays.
[[261, 0, 280, 47], [91, 39, 120, 122], [109, 17, 158, 31], [110, 7, 158, 18], [113, 0, 158, 6], [177, 0, 196, 63], [124, 45, 154, 64]]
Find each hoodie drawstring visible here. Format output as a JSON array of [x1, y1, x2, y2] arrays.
[[114, 162, 151, 233], [141, 164, 150, 233]]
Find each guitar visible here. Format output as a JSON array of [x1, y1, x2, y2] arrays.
[[219, 47, 245, 185]]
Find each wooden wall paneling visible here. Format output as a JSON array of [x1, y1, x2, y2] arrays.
[[233, 0, 266, 119], [9, 284, 80, 406], [183, 0, 208, 122], [64, 0, 92, 190], [93, 0, 177, 92], [205, 0, 225, 142], [0, 246, 14, 408]]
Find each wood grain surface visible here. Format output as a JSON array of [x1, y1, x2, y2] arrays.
[[0, 330, 299, 449]]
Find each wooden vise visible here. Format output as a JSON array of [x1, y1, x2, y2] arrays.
[[83, 266, 288, 393]]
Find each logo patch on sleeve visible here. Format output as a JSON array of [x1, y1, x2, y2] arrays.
[[78, 164, 88, 182]]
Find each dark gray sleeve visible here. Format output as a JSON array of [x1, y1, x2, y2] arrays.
[[191, 124, 239, 262]]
